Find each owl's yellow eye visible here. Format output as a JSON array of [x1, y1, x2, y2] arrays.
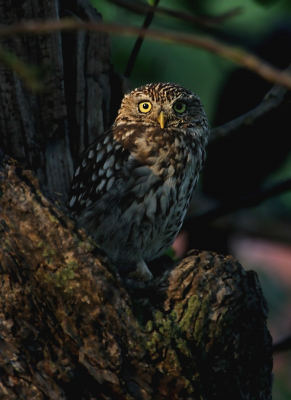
[[173, 102, 187, 114], [138, 101, 152, 113]]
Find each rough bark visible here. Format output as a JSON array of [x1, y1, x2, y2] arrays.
[[0, 0, 129, 200], [0, 152, 272, 399]]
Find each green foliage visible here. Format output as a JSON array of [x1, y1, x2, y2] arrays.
[[91, 0, 290, 123]]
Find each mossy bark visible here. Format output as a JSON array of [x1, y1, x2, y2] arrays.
[[0, 152, 272, 399]]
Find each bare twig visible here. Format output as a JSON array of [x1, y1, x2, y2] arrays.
[[183, 177, 291, 229], [273, 335, 291, 353], [216, 213, 291, 246], [107, 0, 243, 29], [124, 0, 160, 79], [209, 78, 291, 146], [0, 19, 291, 89]]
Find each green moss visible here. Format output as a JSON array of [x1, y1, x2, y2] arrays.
[[42, 248, 55, 257], [44, 272, 53, 282], [43, 260, 78, 290], [3, 239, 11, 252], [49, 215, 58, 223], [176, 337, 191, 357], [66, 260, 78, 270], [145, 320, 154, 333], [53, 260, 78, 287], [78, 237, 101, 253], [193, 293, 214, 343], [54, 267, 75, 287], [174, 302, 184, 311], [179, 295, 200, 332], [144, 294, 210, 368]]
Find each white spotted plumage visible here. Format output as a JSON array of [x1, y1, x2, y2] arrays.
[[67, 83, 209, 281]]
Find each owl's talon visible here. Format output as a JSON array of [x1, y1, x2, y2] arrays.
[[127, 259, 153, 282]]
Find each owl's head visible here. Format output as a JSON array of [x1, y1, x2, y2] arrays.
[[115, 82, 208, 137]]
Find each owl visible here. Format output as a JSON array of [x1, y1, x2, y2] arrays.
[[67, 83, 209, 281]]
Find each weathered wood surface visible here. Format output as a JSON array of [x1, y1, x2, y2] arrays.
[[0, 152, 272, 399], [0, 0, 128, 200]]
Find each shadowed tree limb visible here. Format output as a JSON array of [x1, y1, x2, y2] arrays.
[[209, 72, 291, 146], [184, 177, 291, 229], [1, 18, 291, 89], [124, 0, 160, 78], [0, 150, 273, 399], [273, 335, 291, 353], [107, 0, 243, 29]]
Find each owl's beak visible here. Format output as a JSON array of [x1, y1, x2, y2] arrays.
[[157, 111, 165, 129]]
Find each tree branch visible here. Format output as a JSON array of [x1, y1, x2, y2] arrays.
[[184, 177, 291, 229], [273, 335, 291, 353], [124, 0, 160, 78], [107, 0, 243, 29], [1, 18, 291, 89], [209, 76, 291, 146], [0, 150, 273, 398]]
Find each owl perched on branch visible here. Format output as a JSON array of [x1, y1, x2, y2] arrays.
[[67, 83, 209, 281]]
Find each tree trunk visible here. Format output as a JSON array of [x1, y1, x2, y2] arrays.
[[0, 0, 129, 200], [0, 1, 273, 399]]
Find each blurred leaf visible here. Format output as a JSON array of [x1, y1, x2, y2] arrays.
[[164, 247, 177, 260], [147, 0, 156, 5]]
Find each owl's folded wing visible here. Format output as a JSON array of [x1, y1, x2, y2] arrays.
[[66, 128, 130, 213]]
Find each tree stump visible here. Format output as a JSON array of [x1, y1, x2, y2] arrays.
[[0, 152, 272, 399]]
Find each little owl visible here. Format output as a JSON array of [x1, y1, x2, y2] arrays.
[[67, 83, 209, 281]]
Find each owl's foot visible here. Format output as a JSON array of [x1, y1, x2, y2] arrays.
[[127, 259, 153, 281]]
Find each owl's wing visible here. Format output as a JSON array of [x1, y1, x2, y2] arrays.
[[66, 127, 132, 215]]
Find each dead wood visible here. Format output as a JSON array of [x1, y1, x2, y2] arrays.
[[0, 0, 129, 200], [0, 152, 272, 399]]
